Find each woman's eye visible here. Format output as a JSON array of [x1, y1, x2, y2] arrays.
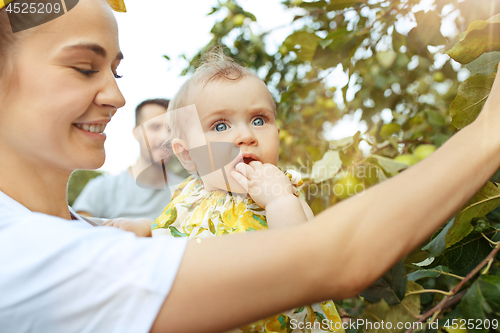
[[74, 68, 99, 76], [253, 117, 265, 126], [215, 123, 228, 132], [114, 73, 123, 79]]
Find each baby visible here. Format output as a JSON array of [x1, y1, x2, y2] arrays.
[[152, 48, 344, 333]]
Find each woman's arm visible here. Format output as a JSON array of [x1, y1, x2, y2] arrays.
[[151, 73, 500, 333]]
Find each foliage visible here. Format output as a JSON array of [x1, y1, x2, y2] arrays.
[[67, 169, 104, 206], [177, 0, 500, 330]]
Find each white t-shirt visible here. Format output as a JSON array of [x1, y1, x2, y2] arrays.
[[0, 190, 187, 333]]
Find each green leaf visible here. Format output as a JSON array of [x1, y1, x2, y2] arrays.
[[422, 220, 454, 257], [312, 28, 363, 69], [411, 11, 446, 47], [360, 261, 407, 306], [243, 11, 257, 22], [329, 136, 354, 148], [407, 266, 449, 281], [311, 150, 342, 183], [431, 133, 451, 147], [67, 169, 105, 206], [425, 110, 447, 127], [384, 281, 422, 331], [380, 123, 400, 139], [436, 232, 495, 276], [326, 0, 365, 11], [461, 283, 489, 333], [478, 275, 500, 313], [446, 182, 500, 247], [461, 275, 500, 332], [207, 6, 217, 15], [299, 0, 327, 9], [449, 73, 495, 129], [446, 21, 500, 64], [368, 155, 408, 174], [466, 51, 500, 76], [283, 31, 321, 62], [362, 299, 389, 328], [363, 281, 422, 333]]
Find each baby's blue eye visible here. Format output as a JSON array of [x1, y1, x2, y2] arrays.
[[253, 118, 265, 126], [215, 123, 228, 132]]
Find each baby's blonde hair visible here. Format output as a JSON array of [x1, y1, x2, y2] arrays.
[[166, 46, 263, 141]]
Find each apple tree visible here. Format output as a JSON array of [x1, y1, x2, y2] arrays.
[[179, 0, 500, 331]]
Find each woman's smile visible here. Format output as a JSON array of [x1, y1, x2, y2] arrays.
[[73, 122, 108, 140]]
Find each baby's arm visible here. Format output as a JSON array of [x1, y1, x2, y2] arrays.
[[266, 195, 313, 228], [232, 161, 311, 228], [103, 218, 154, 237]]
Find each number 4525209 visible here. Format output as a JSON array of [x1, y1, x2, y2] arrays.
[[6, 2, 61, 14], [444, 318, 498, 331]]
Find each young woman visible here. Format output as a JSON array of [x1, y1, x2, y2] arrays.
[[1, 0, 500, 332]]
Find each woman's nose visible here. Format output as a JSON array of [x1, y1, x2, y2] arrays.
[[95, 72, 126, 110]]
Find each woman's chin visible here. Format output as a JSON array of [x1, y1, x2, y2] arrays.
[[75, 152, 105, 170]]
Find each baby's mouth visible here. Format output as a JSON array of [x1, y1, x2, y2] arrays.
[[243, 157, 257, 164], [234, 154, 259, 168]]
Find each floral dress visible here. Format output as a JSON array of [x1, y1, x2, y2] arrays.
[[152, 176, 344, 333]]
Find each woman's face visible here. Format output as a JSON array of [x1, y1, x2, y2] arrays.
[[0, 0, 125, 172]]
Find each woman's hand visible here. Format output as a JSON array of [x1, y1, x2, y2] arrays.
[[103, 218, 153, 237]]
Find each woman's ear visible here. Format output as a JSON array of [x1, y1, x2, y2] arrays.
[[172, 138, 197, 172]]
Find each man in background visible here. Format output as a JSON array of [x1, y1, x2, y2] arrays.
[[73, 99, 184, 220]]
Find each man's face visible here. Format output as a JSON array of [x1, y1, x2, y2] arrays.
[[134, 104, 171, 166]]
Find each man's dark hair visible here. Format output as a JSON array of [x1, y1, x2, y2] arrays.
[[135, 98, 169, 126]]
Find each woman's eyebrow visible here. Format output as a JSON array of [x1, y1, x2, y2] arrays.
[[62, 43, 124, 60]]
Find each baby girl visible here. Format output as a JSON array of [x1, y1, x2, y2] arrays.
[[152, 48, 344, 333]]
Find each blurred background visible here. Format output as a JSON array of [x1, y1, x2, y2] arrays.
[[102, 0, 300, 174], [82, 0, 497, 204]]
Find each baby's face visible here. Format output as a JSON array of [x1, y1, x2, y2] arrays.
[[186, 75, 280, 193]]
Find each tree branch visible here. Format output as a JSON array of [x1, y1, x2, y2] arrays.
[[406, 245, 500, 333]]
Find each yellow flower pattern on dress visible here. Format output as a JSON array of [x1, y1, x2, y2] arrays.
[[152, 176, 344, 333]]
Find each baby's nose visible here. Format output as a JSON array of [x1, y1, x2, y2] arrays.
[[235, 127, 257, 146]]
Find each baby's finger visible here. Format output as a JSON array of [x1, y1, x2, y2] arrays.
[[231, 170, 249, 191], [248, 160, 263, 170], [104, 220, 114, 227], [235, 162, 254, 178]]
